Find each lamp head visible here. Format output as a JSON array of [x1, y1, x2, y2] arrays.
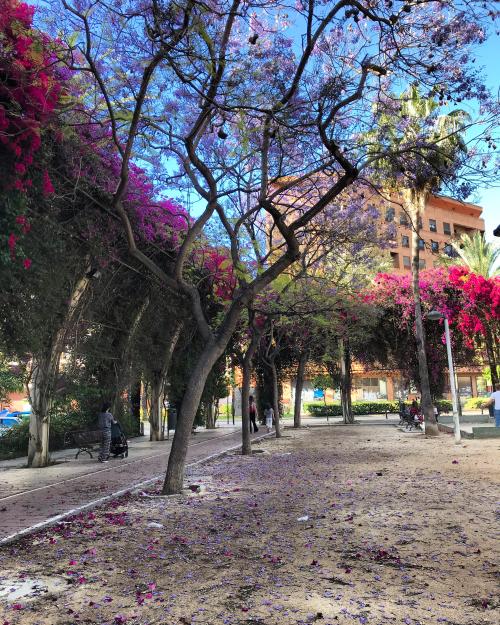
[[427, 310, 444, 321]]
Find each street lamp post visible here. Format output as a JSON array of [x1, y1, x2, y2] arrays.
[[428, 310, 461, 444]]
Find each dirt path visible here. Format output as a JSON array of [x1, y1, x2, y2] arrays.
[[0, 425, 499, 625]]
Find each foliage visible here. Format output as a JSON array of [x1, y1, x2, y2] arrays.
[[363, 268, 479, 395], [305, 399, 453, 417], [464, 397, 488, 410], [446, 231, 500, 278], [0, 0, 65, 192], [0, 356, 24, 405]]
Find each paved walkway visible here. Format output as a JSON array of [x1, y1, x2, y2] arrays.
[[0, 427, 258, 543]]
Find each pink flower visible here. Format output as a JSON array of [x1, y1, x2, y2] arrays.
[[23, 258, 32, 270], [8, 233, 17, 257], [42, 170, 54, 195]]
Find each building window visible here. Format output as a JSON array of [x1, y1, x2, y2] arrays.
[[400, 213, 409, 226], [358, 377, 388, 400], [443, 222, 451, 235], [403, 255, 411, 269], [390, 252, 400, 268], [385, 207, 395, 222], [429, 219, 437, 232], [418, 238, 425, 250], [417, 216, 423, 229], [419, 259, 426, 269], [402, 235, 409, 247], [457, 376, 472, 398], [444, 243, 458, 258], [431, 240, 439, 253]]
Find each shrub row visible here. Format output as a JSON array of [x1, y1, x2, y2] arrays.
[[304, 399, 453, 417]]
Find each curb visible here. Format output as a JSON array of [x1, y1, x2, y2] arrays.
[[0, 431, 274, 547]]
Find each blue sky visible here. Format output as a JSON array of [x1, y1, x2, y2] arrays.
[[471, 34, 500, 240], [34, 2, 498, 238]]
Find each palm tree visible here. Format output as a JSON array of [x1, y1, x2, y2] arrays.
[[448, 231, 500, 278], [371, 86, 470, 436]]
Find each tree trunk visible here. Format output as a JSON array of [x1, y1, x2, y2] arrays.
[[27, 358, 51, 468], [162, 339, 227, 494], [270, 360, 282, 438], [206, 401, 216, 429], [150, 376, 162, 441], [406, 188, 438, 436], [293, 351, 308, 428], [130, 378, 142, 435], [240, 325, 262, 454], [112, 297, 150, 417], [339, 337, 354, 424], [148, 321, 183, 441], [241, 354, 253, 455], [27, 269, 92, 467]]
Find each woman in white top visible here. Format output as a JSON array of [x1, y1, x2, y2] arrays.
[[484, 383, 500, 428], [263, 404, 274, 432]]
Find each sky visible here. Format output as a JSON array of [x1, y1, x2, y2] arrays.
[[33, 1, 499, 239], [470, 34, 500, 240]]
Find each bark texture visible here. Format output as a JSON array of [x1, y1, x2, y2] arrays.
[[293, 352, 308, 428], [270, 360, 282, 438], [149, 321, 183, 441], [28, 270, 91, 467], [339, 338, 354, 424], [405, 188, 438, 436]]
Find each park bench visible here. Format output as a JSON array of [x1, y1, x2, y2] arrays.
[[64, 429, 102, 459]]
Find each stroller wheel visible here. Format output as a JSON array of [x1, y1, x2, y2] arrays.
[[120, 453, 125, 459]]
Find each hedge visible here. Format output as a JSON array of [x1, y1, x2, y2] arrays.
[[464, 397, 489, 410], [304, 399, 452, 417]]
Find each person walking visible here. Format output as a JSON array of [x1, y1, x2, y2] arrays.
[[483, 383, 500, 427], [249, 395, 258, 433], [97, 402, 116, 462], [264, 403, 274, 433]]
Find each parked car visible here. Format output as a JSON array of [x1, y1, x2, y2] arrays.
[[0, 415, 22, 434]]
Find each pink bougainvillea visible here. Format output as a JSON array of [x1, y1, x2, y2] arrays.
[[0, 0, 64, 190]]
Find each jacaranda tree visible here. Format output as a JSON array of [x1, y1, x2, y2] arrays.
[[38, 0, 499, 491]]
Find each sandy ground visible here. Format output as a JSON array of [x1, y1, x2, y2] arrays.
[[0, 424, 499, 625]]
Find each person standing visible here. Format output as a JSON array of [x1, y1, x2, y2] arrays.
[[249, 395, 258, 433], [264, 404, 274, 433], [483, 383, 500, 427], [98, 402, 116, 462]]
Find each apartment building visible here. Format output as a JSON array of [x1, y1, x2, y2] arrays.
[[385, 194, 485, 273], [351, 194, 486, 403], [281, 193, 489, 409]]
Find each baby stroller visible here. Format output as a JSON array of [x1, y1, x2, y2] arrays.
[[110, 421, 128, 458]]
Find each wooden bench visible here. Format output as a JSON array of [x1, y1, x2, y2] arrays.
[[64, 430, 102, 459]]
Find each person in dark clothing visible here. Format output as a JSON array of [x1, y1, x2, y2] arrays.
[[97, 402, 116, 462], [249, 395, 258, 433]]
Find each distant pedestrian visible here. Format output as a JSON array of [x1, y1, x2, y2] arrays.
[[249, 395, 259, 433], [483, 383, 500, 427], [433, 404, 440, 423], [97, 402, 116, 462], [264, 404, 274, 433]]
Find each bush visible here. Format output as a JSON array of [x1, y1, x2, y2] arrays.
[[304, 400, 400, 416], [464, 397, 488, 410], [435, 399, 452, 413], [304, 399, 453, 417]]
